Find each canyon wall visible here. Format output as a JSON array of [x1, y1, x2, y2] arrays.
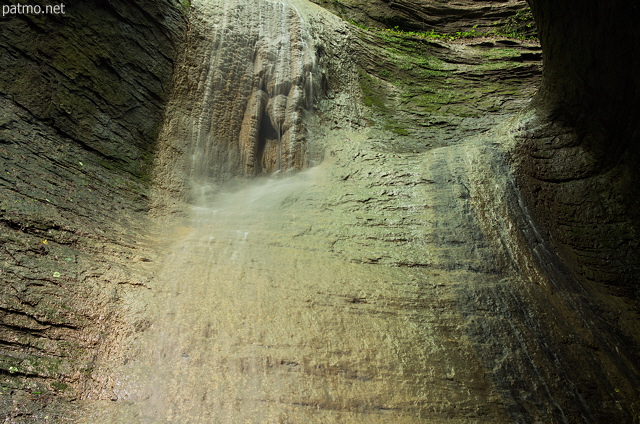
[[513, 0, 640, 292], [307, 1, 640, 421], [0, 0, 185, 420], [1, 0, 639, 422], [309, 0, 534, 35]]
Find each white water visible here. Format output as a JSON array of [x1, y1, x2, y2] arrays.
[[188, 0, 319, 189], [66, 0, 640, 421]]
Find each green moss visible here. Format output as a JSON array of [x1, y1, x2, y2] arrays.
[[346, 8, 537, 41], [378, 25, 482, 42], [383, 122, 410, 136], [1, 353, 69, 381], [131, 148, 155, 184], [494, 8, 538, 40], [351, 12, 539, 151], [1, 355, 22, 374], [51, 381, 70, 392], [358, 68, 389, 113], [358, 68, 414, 137], [179, 0, 191, 13], [484, 48, 523, 60]]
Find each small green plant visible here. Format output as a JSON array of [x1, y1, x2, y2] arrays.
[[347, 10, 538, 42], [371, 25, 482, 42], [178, 0, 191, 14], [348, 20, 369, 30], [494, 8, 537, 40]]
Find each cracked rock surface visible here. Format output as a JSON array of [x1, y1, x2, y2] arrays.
[[1, 0, 185, 420], [2, 0, 639, 422]]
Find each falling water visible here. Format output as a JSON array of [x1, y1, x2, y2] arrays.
[[188, 0, 319, 196], [73, 0, 640, 422], [82, 2, 504, 422]]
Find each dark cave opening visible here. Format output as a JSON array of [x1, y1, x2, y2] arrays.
[[255, 108, 280, 173]]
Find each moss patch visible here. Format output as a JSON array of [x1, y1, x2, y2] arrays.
[[354, 26, 541, 152]]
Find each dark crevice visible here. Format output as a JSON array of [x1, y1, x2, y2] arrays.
[[0, 308, 80, 331], [256, 110, 279, 174]]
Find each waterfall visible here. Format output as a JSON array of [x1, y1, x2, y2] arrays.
[[188, 0, 320, 195]]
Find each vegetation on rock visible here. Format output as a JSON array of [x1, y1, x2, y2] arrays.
[[351, 20, 541, 152], [1, 0, 639, 422]]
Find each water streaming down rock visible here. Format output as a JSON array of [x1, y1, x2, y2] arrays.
[[189, 0, 320, 190], [71, 0, 640, 422]]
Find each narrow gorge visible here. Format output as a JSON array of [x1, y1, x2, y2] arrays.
[[1, 0, 639, 423]]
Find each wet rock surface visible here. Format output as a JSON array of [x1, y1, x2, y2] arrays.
[[513, 0, 640, 291], [168, 0, 320, 183], [77, 146, 515, 422], [2, 0, 639, 422], [80, 130, 640, 422], [352, 29, 541, 152], [80, 0, 639, 422]]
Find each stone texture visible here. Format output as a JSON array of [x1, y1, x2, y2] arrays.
[[87, 0, 639, 421], [0, 0, 185, 420], [351, 28, 541, 151], [2, 0, 639, 422], [513, 0, 640, 291], [151, 0, 363, 211], [308, 0, 534, 35], [159, 0, 320, 187]]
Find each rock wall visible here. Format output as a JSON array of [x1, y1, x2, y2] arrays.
[[514, 0, 640, 291], [308, 1, 640, 421], [161, 0, 321, 188], [151, 0, 363, 210], [0, 0, 185, 420], [309, 0, 534, 35], [1, 0, 638, 421]]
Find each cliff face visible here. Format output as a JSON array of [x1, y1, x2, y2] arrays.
[[309, 0, 535, 35], [153, 0, 327, 207], [2, 0, 639, 422], [514, 0, 640, 291], [0, 0, 185, 420], [300, 1, 640, 421]]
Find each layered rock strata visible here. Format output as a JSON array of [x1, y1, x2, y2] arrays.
[[2, 0, 639, 422], [0, 0, 185, 420], [155, 0, 323, 207], [514, 1, 640, 291], [309, 0, 534, 35]]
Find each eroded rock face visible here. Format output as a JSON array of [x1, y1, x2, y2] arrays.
[[195, 1, 317, 179], [152, 0, 364, 211], [0, 0, 185, 419], [309, 0, 533, 34], [514, 0, 640, 290], [2, 0, 638, 421], [159, 0, 322, 193]]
